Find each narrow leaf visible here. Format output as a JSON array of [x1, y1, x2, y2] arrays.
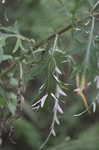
[[55, 115, 60, 125], [51, 128, 56, 136], [58, 86, 67, 96], [40, 94, 48, 108], [51, 93, 58, 101], [53, 74, 60, 83], [92, 102, 96, 113], [57, 104, 63, 114]]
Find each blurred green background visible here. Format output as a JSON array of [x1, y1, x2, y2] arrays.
[[0, 0, 99, 150]]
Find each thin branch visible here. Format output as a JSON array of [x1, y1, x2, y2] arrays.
[[34, 2, 99, 50], [34, 24, 73, 49], [19, 62, 23, 80], [84, 16, 95, 67]]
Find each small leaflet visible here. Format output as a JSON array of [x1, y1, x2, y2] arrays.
[[75, 28, 81, 31], [57, 104, 63, 114], [73, 110, 87, 117], [32, 94, 48, 109], [92, 102, 96, 113], [39, 83, 45, 90], [58, 86, 67, 96], [32, 105, 40, 110], [51, 128, 56, 136], [55, 115, 60, 125], [51, 93, 58, 101], [94, 76, 99, 89], [32, 100, 41, 109], [53, 74, 60, 83], [40, 94, 48, 108]]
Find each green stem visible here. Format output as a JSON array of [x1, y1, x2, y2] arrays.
[[84, 16, 95, 69]]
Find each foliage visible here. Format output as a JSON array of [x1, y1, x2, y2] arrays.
[[0, 0, 99, 150]]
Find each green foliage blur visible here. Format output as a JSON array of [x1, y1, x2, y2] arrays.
[[0, 0, 99, 150]]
